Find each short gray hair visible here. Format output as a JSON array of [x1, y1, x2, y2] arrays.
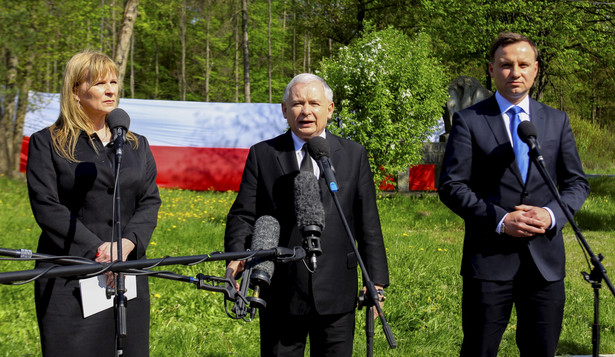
[[282, 73, 334, 103]]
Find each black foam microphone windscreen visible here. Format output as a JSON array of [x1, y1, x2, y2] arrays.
[[107, 108, 130, 131], [107, 108, 130, 143], [250, 215, 280, 284], [306, 136, 339, 192], [306, 136, 330, 161], [294, 171, 325, 232], [517, 120, 538, 144]]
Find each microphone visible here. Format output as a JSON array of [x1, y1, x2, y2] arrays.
[[294, 171, 325, 271], [246, 215, 280, 317], [306, 136, 338, 192], [107, 108, 130, 152], [517, 120, 545, 166]]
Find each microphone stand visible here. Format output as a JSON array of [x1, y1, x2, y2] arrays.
[[529, 150, 615, 357], [111, 131, 127, 356], [323, 186, 397, 353]]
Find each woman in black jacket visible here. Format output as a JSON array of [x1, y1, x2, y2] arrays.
[[26, 50, 161, 356]]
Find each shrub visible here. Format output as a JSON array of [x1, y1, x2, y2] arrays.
[[319, 26, 449, 186]]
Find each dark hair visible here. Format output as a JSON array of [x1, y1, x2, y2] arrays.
[[489, 32, 538, 63]]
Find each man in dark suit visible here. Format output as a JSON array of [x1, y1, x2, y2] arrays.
[[224, 73, 389, 356], [439, 32, 589, 357]]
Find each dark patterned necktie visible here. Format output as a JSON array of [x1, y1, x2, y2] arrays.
[[509, 106, 529, 182]]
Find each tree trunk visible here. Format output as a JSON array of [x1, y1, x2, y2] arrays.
[[292, 5, 296, 75], [306, 32, 311, 73], [242, 0, 251, 103], [303, 32, 311, 72], [234, 2, 240, 103], [281, 5, 286, 77], [0, 52, 18, 176], [114, 0, 139, 90], [155, 40, 159, 99], [130, 33, 135, 98], [484, 63, 492, 93], [100, 0, 105, 51], [13, 53, 35, 176], [235, 13, 240, 102], [205, 3, 211, 102], [46, 50, 51, 93], [112, 0, 117, 58], [180, 0, 187, 101], [268, 0, 272, 103]]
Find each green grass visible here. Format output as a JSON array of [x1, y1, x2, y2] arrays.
[[1, 176, 615, 356]]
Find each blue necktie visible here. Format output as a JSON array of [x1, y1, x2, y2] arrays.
[[509, 106, 529, 182]]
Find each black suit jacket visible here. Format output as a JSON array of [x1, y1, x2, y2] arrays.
[[439, 95, 589, 282], [225, 130, 389, 315]]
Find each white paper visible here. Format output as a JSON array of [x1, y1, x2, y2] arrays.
[[79, 275, 137, 318]]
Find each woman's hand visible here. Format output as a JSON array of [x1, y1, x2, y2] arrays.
[[95, 238, 136, 263], [95, 239, 136, 287]]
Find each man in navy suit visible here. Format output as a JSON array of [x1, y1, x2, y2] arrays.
[[439, 32, 589, 356], [224, 73, 389, 356]]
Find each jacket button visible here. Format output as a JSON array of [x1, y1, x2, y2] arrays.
[[107, 220, 113, 227], [107, 187, 114, 195]]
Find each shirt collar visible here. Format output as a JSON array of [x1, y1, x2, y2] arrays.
[[291, 130, 327, 152], [495, 91, 530, 116]]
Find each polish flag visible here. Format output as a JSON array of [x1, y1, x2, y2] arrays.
[[20, 92, 288, 191]]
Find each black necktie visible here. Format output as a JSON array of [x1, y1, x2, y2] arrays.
[[300, 144, 313, 173]]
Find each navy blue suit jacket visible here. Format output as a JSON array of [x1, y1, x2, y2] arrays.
[[225, 130, 389, 315], [439, 95, 589, 282]]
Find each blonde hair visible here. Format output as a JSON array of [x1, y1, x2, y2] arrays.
[[50, 50, 137, 162]]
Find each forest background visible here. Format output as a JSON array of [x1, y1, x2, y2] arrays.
[[1, 0, 615, 181]]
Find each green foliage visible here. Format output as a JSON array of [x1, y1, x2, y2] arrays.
[[570, 114, 615, 174], [2, 176, 615, 356], [418, 0, 615, 126], [319, 26, 449, 185]]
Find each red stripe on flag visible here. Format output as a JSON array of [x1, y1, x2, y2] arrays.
[[150, 146, 248, 191], [20, 137, 249, 191]]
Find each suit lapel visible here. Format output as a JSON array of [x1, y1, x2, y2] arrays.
[[482, 96, 510, 147], [275, 131, 299, 175], [482, 96, 525, 185], [326, 131, 343, 165], [528, 99, 546, 183], [529, 99, 546, 141]]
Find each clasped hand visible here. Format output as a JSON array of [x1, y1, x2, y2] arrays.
[[94, 238, 136, 287], [503, 205, 551, 238]]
